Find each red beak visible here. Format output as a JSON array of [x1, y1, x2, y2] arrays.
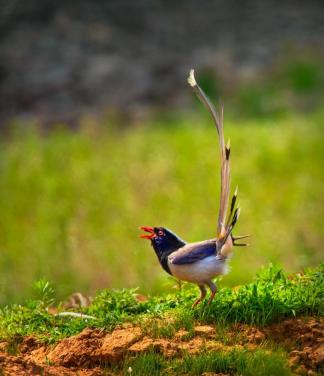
[[139, 226, 156, 240]]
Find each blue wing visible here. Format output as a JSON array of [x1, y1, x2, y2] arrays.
[[170, 241, 217, 265]]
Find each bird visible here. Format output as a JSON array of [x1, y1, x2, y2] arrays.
[[140, 69, 249, 307]]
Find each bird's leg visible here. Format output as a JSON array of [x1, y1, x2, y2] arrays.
[[192, 284, 207, 308], [206, 281, 217, 304]]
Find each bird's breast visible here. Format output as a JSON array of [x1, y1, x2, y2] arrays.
[[168, 255, 228, 284]]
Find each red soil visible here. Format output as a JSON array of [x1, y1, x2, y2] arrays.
[[0, 317, 322, 375]]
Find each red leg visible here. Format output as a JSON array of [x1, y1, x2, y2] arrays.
[[207, 281, 217, 304], [192, 284, 207, 308]]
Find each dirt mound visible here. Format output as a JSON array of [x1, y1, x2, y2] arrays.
[[266, 318, 324, 374], [0, 317, 322, 375], [0, 352, 102, 376], [22, 326, 142, 370], [237, 317, 324, 374]]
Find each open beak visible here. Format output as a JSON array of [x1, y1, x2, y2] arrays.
[[139, 226, 156, 240]]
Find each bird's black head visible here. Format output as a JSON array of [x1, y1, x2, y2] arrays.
[[140, 226, 186, 274]]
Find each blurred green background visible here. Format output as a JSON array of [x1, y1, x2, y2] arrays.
[[0, 56, 323, 304], [1, 1, 324, 304]]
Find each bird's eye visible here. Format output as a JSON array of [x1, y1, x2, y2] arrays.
[[158, 230, 164, 236]]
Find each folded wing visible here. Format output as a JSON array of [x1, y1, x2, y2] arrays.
[[169, 241, 217, 265]]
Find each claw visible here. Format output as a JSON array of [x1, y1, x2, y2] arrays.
[[192, 298, 203, 308]]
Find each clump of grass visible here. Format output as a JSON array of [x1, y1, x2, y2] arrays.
[[141, 319, 176, 339], [177, 348, 290, 376], [0, 280, 95, 343], [123, 352, 166, 376], [140, 308, 195, 339], [194, 263, 324, 325], [121, 348, 290, 376]]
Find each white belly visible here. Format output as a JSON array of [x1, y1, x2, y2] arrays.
[[168, 255, 228, 284]]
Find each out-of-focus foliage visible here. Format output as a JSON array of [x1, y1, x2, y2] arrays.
[[213, 56, 324, 118], [2, 0, 323, 124], [0, 105, 323, 304]]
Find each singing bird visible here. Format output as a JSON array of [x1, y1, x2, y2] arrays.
[[140, 70, 249, 307]]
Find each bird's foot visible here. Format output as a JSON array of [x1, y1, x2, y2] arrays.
[[191, 298, 202, 308]]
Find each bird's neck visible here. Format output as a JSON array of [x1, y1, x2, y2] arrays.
[[157, 253, 173, 275], [151, 238, 185, 275]]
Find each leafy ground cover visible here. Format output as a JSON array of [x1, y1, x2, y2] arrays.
[[0, 264, 323, 375]]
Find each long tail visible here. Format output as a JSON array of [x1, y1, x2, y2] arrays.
[[188, 69, 233, 240]]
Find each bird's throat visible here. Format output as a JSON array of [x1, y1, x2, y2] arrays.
[[151, 245, 173, 275], [160, 254, 172, 275], [150, 231, 186, 275]]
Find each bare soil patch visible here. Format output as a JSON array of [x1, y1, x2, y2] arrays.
[[0, 317, 322, 375]]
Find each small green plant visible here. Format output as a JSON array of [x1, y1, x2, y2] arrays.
[[32, 279, 55, 308]]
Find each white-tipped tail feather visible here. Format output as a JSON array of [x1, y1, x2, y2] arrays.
[[187, 69, 197, 87]]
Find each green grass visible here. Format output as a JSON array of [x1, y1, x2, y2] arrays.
[[0, 109, 323, 304], [0, 264, 322, 374], [121, 348, 291, 376], [0, 264, 322, 343]]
